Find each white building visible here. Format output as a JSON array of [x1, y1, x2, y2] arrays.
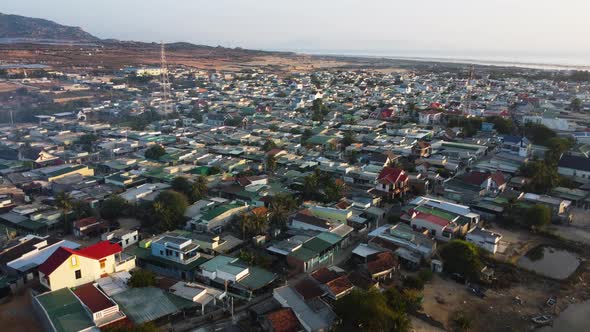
[[101, 229, 139, 249], [466, 227, 502, 254]]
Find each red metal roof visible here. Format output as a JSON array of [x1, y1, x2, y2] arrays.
[[38, 246, 72, 276], [411, 211, 450, 227], [73, 282, 115, 313], [377, 167, 408, 184], [76, 241, 121, 260], [38, 241, 121, 276]]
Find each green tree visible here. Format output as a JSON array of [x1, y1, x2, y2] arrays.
[[325, 180, 346, 203], [439, 240, 482, 280], [171, 176, 198, 202], [524, 123, 556, 146], [128, 269, 156, 288], [524, 204, 552, 229], [191, 176, 208, 202], [545, 137, 573, 164], [453, 312, 473, 332], [384, 288, 423, 313], [341, 131, 356, 150], [570, 98, 582, 112], [77, 134, 98, 152], [72, 200, 93, 221], [100, 196, 131, 221], [55, 192, 74, 234], [149, 190, 189, 231], [303, 173, 319, 200], [145, 145, 166, 160], [266, 155, 277, 173], [334, 289, 411, 332], [301, 129, 313, 143], [262, 139, 277, 152], [268, 193, 298, 229], [519, 161, 560, 193], [486, 116, 514, 135], [239, 211, 268, 239]]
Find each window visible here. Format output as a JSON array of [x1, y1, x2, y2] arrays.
[[134, 235, 138, 240], [160, 250, 164, 256], [75, 270, 82, 279], [71, 256, 77, 266], [125, 239, 129, 245], [99, 259, 106, 269], [175, 252, 179, 257]]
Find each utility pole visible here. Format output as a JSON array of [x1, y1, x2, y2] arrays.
[[160, 41, 172, 114]]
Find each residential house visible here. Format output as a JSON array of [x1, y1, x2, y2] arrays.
[[501, 136, 531, 157], [72, 282, 127, 328], [372, 167, 410, 199], [0, 235, 80, 281], [466, 227, 502, 254], [558, 155, 590, 183], [101, 228, 139, 249], [38, 241, 136, 291]]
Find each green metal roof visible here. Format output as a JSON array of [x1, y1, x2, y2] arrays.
[[199, 255, 236, 272], [288, 247, 317, 261], [201, 204, 243, 221], [306, 135, 337, 145], [36, 288, 94, 332], [132, 247, 208, 271], [315, 232, 342, 245], [46, 164, 87, 178], [238, 266, 277, 291], [302, 237, 332, 253]]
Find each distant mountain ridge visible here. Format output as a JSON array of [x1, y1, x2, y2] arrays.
[[0, 12, 100, 42]]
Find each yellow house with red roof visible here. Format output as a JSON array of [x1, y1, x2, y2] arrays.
[[38, 241, 135, 291]]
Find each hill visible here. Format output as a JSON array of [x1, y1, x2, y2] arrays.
[[0, 12, 99, 42]]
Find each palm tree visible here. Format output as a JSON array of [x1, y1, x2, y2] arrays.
[[55, 192, 73, 234], [266, 155, 277, 174], [239, 213, 250, 239], [269, 194, 297, 229], [191, 176, 208, 201]]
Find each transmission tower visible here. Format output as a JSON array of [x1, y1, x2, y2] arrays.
[[160, 42, 173, 114], [463, 65, 475, 115]]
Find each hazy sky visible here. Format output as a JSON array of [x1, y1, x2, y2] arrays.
[[2, 0, 589, 63]]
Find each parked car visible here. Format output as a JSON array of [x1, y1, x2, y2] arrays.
[[467, 284, 486, 298], [450, 273, 466, 284], [531, 315, 553, 325]]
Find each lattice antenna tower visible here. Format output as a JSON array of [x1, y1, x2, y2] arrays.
[[160, 41, 173, 114], [464, 65, 475, 114]]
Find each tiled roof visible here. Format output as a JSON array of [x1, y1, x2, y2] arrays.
[[293, 278, 324, 300], [325, 275, 354, 297], [461, 171, 490, 186], [265, 308, 301, 332], [367, 252, 398, 275], [310, 267, 339, 284]]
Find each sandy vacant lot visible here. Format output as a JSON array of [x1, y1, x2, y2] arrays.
[[0, 290, 43, 332]]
